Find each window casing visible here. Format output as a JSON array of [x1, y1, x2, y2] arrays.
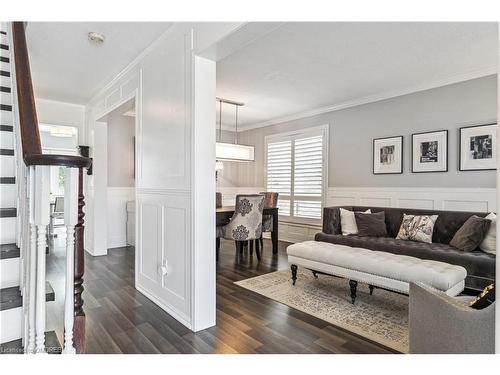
[[265, 125, 328, 224]]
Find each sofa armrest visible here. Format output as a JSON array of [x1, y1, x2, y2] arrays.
[[323, 206, 353, 235], [409, 282, 495, 354]]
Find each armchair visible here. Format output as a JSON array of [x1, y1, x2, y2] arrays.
[[409, 282, 495, 354]]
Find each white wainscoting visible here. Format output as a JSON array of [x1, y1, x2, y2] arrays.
[[136, 188, 192, 328], [327, 187, 497, 213], [218, 186, 497, 244], [107, 187, 135, 249]]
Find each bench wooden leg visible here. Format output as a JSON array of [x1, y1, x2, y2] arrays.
[[291, 264, 298, 285], [349, 280, 358, 304], [369, 284, 374, 295]]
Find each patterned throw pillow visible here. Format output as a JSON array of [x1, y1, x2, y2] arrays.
[[469, 283, 495, 310], [396, 214, 438, 243]]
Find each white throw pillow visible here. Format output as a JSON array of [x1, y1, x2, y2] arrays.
[[396, 214, 438, 244], [340, 208, 371, 235], [480, 212, 496, 255]]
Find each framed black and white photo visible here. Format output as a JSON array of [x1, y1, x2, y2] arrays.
[[412, 130, 448, 173], [459, 123, 497, 171], [373, 136, 403, 174]]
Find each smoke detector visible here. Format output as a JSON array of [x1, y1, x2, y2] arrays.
[[88, 32, 105, 44]]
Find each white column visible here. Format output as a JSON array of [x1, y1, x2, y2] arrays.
[[63, 167, 78, 354], [33, 165, 50, 354]]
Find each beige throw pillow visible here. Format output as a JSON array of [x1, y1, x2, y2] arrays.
[[340, 208, 371, 235], [396, 214, 438, 243], [480, 212, 496, 255]]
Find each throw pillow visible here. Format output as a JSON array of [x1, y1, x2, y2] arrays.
[[449, 215, 491, 252], [469, 283, 495, 310], [480, 212, 496, 255], [396, 214, 438, 243], [354, 211, 387, 237], [340, 208, 371, 235]]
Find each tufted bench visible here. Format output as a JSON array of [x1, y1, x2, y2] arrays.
[[287, 241, 467, 303]]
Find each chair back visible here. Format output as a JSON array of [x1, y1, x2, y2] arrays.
[[259, 192, 279, 208], [53, 196, 64, 213], [223, 194, 265, 241], [216, 192, 222, 208]]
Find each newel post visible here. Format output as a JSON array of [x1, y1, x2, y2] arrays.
[[73, 165, 86, 353]]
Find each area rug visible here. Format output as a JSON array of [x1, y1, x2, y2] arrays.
[[235, 269, 409, 353]]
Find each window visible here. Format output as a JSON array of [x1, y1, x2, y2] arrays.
[[265, 125, 328, 222]]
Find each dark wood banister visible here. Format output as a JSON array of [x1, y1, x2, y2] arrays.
[[11, 21, 90, 353]]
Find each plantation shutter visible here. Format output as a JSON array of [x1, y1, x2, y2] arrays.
[[266, 127, 326, 221]]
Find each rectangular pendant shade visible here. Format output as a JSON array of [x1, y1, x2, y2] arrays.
[[216, 142, 255, 162]]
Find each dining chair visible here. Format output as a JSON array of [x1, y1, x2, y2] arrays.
[[217, 194, 265, 260], [259, 192, 279, 249], [216, 192, 222, 208]]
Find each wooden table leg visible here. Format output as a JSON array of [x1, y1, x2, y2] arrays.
[[271, 210, 278, 254]]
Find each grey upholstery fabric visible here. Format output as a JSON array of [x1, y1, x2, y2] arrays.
[[220, 194, 265, 241], [449, 215, 492, 252], [318, 206, 496, 290], [354, 211, 387, 237], [409, 282, 495, 354]]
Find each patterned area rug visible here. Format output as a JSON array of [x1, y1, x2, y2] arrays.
[[235, 268, 409, 353]]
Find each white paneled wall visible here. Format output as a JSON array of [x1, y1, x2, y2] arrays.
[[218, 186, 497, 244]]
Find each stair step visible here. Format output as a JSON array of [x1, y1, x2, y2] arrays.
[[0, 86, 11, 93], [0, 177, 15, 184], [0, 331, 62, 354], [0, 56, 8, 64], [0, 148, 14, 156], [0, 282, 55, 311], [0, 243, 19, 260], [0, 44, 8, 51], [0, 208, 16, 218], [0, 104, 12, 111], [0, 71, 9, 78]]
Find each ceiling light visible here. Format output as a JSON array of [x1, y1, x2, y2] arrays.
[[88, 32, 105, 44], [215, 98, 255, 162]]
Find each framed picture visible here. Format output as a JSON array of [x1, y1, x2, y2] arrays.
[[373, 136, 403, 174], [411, 130, 448, 173], [459, 123, 497, 171]]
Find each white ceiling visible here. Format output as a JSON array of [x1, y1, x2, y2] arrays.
[[216, 22, 498, 130], [27, 22, 172, 103]]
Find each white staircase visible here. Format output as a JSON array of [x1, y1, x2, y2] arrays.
[[0, 23, 83, 354]]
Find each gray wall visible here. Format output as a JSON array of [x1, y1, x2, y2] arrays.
[[107, 112, 135, 187], [224, 75, 497, 189]]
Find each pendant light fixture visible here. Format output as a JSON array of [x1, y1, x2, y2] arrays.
[[216, 97, 255, 162]]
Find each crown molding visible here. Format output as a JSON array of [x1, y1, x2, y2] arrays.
[[237, 67, 498, 132]]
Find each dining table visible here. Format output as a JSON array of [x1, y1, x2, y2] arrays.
[[216, 206, 279, 254]]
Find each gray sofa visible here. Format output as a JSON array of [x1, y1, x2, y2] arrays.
[[315, 206, 496, 291], [409, 283, 495, 354]]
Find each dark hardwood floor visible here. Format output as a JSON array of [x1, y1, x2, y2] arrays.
[[46, 231, 394, 354]]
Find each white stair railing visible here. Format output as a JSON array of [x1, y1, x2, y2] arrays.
[[7, 21, 86, 354]]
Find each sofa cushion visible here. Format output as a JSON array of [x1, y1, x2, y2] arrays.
[[396, 214, 438, 243], [480, 213, 496, 255], [450, 215, 491, 252], [314, 232, 496, 285], [354, 211, 387, 237], [339, 208, 371, 235]]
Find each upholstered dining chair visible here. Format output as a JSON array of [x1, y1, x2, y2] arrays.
[[216, 194, 265, 260], [216, 192, 222, 208], [259, 192, 278, 248]]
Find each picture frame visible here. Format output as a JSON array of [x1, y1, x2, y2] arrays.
[[411, 130, 448, 173], [459, 123, 497, 171], [373, 136, 403, 174]]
